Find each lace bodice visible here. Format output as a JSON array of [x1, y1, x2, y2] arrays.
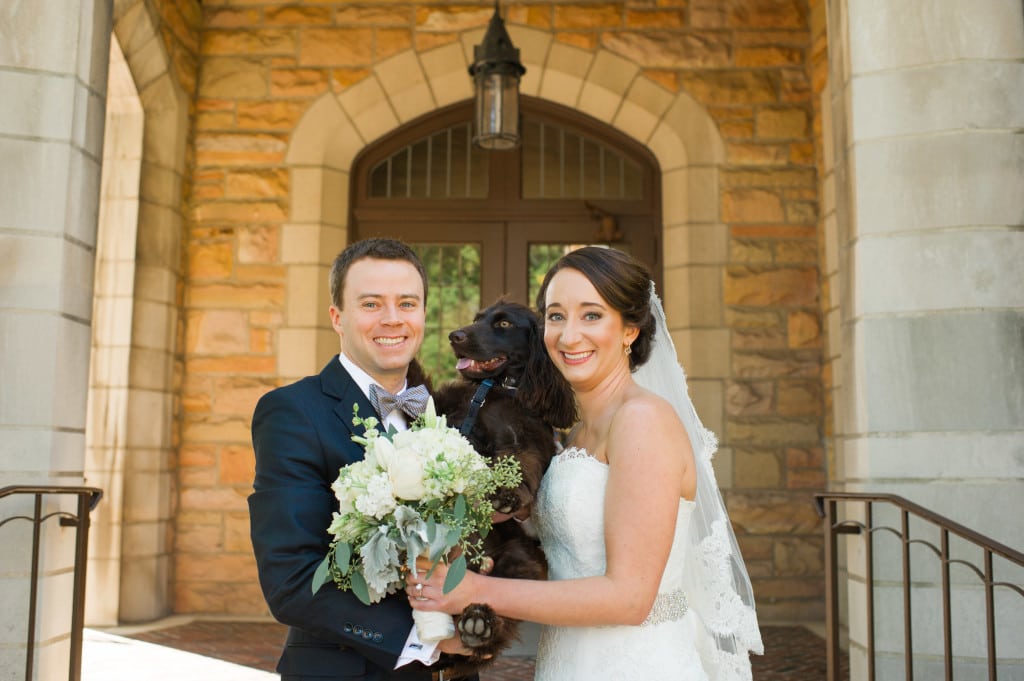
[[532, 448, 708, 681], [534, 447, 695, 589]]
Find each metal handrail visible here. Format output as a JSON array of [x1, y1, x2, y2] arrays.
[[814, 492, 1024, 681], [0, 486, 103, 681]]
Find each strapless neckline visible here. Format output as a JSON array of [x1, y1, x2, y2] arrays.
[[554, 446, 697, 506]]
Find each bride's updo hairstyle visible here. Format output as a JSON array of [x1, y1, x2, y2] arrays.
[[536, 246, 656, 371]]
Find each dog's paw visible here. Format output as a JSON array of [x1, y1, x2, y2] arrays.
[[458, 604, 496, 648]]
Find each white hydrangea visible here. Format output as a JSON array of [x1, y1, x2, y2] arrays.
[[354, 473, 396, 519], [332, 459, 376, 515]]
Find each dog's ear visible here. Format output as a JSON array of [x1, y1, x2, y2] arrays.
[[516, 310, 577, 429], [407, 358, 433, 393]]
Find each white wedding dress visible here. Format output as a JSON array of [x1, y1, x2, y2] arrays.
[[532, 447, 710, 681]]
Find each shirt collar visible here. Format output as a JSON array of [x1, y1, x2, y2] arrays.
[[338, 353, 408, 398], [339, 353, 412, 431]]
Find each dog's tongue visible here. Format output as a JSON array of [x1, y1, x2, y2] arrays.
[[456, 358, 476, 371]]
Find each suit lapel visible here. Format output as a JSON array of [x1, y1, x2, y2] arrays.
[[319, 356, 377, 445]]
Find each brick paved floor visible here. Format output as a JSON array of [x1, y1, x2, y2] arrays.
[[129, 620, 849, 680]]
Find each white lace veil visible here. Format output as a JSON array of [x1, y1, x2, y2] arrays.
[[632, 283, 764, 680]]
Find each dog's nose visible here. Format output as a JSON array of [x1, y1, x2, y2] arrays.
[[449, 329, 467, 345]]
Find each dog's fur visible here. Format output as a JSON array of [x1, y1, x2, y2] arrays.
[[432, 300, 576, 678]]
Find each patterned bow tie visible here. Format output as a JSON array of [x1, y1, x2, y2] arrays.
[[368, 384, 430, 420]]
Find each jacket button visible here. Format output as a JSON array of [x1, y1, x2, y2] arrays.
[[373, 633, 383, 642], [343, 622, 353, 633], [353, 625, 363, 635], [362, 630, 372, 639]]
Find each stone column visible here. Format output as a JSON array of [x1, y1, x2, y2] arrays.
[[0, 1, 111, 678], [827, 0, 1024, 677]]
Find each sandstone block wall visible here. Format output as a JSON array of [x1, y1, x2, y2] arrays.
[[124, 0, 828, 621]]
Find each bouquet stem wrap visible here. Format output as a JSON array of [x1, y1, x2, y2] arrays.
[[413, 609, 455, 643], [412, 551, 455, 643]]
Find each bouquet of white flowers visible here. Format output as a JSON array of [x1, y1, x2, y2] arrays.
[[312, 397, 521, 642]]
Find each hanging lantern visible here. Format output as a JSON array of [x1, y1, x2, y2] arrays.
[[469, 2, 526, 150]]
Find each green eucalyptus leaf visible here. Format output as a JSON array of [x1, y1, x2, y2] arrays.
[[443, 554, 467, 594], [350, 570, 371, 606], [445, 526, 462, 548], [336, 542, 352, 575], [454, 494, 467, 520], [312, 554, 331, 594]]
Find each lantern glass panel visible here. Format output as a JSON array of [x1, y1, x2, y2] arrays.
[[474, 72, 520, 150]]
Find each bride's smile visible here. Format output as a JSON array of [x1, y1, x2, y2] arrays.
[[560, 350, 594, 364]]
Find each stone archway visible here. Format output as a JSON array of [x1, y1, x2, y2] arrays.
[[85, 34, 143, 627], [85, 0, 189, 624], [281, 28, 730, 443]]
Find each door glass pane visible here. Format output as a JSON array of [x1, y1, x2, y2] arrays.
[[413, 243, 481, 384], [528, 243, 598, 306]]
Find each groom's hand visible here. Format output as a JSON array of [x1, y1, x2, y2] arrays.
[[437, 634, 469, 656], [438, 633, 493, 660]]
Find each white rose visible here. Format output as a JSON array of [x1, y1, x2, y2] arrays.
[[387, 447, 427, 500], [374, 436, 427, 500]]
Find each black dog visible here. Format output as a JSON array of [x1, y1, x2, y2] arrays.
[[432, 300, 576, 678]]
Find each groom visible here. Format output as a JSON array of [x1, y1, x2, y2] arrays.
[[249, 238, 475, 680]]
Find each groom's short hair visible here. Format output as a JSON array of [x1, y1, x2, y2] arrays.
[[329, 238, 428, 309]]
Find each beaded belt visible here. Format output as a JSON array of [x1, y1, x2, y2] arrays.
[[641, 588, 689, 627]]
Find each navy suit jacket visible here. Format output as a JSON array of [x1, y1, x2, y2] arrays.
[[249, 356, 438, 680]]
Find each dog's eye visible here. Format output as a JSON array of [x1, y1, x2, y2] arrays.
[[495, 320, 513, 329]]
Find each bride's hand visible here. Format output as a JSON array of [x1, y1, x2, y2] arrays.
[[405, 560, 480, 615]]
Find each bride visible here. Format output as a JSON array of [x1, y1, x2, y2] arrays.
[[409, 247, 763, 680]]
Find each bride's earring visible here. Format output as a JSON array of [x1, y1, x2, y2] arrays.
[[624, 344, 632, 356]]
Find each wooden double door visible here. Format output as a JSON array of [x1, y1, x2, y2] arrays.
[[350, 98, 661, 379]]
